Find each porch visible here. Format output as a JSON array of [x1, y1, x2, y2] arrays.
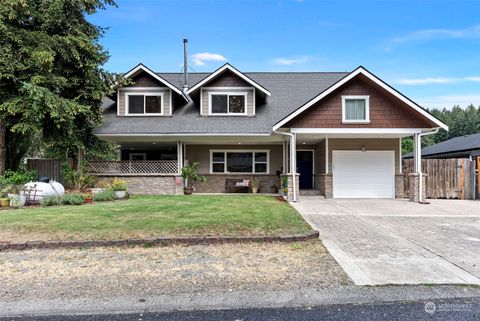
[[88, 130, 424, 201]]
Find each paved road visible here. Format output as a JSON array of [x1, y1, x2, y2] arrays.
[[2, 297, 479, 321], [292, 198, 480, 285]]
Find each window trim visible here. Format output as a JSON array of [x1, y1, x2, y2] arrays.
[[341, 95, 370, 124], [125, 92, 164, 116], [208, 92, 248, 116], [209, 150, 270, 174]]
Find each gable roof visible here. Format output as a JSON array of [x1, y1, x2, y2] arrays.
[[272, 66, 448, 131], [187, 63, 271, 96], [123, 63, 187, 99], [404, 133, 480, 158], [96, 71, 347, 135]]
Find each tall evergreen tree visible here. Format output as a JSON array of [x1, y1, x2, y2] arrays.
[[0, 0, 116, 174]]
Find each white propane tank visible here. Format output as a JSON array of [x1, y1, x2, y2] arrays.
[[50, 181, 65, 196], [24, 181, 65, 204]]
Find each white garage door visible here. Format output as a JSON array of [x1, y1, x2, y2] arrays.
[[332, 150, 395, 198]]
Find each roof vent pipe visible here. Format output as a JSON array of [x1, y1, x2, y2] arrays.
[[183, 38, 189, 93]]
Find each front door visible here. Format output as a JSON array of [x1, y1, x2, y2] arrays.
[[297, 150, 314, 189]]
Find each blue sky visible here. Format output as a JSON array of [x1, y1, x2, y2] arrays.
[[89, 0, 480, 109]]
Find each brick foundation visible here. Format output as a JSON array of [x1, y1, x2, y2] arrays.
[[408, 172, 427, 202], [95, 175, 184, 195], [194, 175, 280, 193]]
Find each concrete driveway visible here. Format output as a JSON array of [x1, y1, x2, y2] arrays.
[[292, 197, 480, 286]]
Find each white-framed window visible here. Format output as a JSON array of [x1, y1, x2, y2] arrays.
[[342, 95, 370, 123], [126, 92, 163, 115], [208, 92, 247, 115], [210, 150, 269, 174]]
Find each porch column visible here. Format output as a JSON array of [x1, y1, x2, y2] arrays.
[[175, 141, 185, 195], [282, 140, 288, 174], [177, 141, 184, 173], [409, 134, 425, 202]]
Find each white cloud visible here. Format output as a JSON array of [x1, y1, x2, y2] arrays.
[[395, 76, 480, 85], [382, 24, 480, 51], [415, 94, 480, 109], [191, 52, 227, 66], [392, 24, 480, 44], [271, 56, 310, 66]]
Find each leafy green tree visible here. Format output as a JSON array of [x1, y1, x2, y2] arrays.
[[0, 0, 117, 174]]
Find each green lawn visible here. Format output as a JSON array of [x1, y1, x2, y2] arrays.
[[0, 195, 311, 242]]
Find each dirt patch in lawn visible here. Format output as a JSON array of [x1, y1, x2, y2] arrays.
[[0, 241, 351, 302]]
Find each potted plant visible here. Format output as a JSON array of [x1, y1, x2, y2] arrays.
[[249, 177, 261, 194], [8, 185, 27, 208], [270, 184, 278, 194], [181, 162, 206, 195], [281, 176, 288, 199], [0, 188, 10, 208], [111, 177, 128, 199], [84, 191, 93, 204]]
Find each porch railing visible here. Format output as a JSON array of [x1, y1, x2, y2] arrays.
[[87, 160, 179, 175]]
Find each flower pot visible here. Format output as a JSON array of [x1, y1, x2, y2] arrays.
[[183, 187, 193, 195], [251, 187, 259, 194], [18, 194, 27, 207], [8, 194, 24, 208], [115, 191, 126, 199], [84, 198, 93, 204], [0, 198, 10, 208]]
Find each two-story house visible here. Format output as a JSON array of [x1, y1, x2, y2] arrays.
[[92, 61, 448, 202]]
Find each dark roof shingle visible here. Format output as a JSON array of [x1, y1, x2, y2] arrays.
[[97, 72, 348, 135], [404, 133, 480, 158]]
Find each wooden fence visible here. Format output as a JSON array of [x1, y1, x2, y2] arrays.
[[27, 159, 63, 183], [403, 158, 477, 200]]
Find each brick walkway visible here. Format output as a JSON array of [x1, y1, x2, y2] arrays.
[[292, 197, 480, 285]]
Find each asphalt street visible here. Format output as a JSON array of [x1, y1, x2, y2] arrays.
[[2, 297, 479, 321]]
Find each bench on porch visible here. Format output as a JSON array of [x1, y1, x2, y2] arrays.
[[225, 178, 250, 193]]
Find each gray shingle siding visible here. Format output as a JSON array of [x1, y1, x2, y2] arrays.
[[96, 72, 348, 135]]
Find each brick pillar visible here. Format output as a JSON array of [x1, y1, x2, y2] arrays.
[[408, 173, 426, 202], [174, 176, 184, 195], [281, 173, 300, 202], [323, 174, 333, 198], [395, 173, 405, 198]]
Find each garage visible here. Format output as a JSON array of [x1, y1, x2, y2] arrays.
[[332, 150, 395, 198]]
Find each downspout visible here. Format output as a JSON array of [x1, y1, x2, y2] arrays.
[[273, 130, 297, 202], [417, 128, 440, 203]]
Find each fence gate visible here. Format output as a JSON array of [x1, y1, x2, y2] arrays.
[[403, 158, 476, 200], [27, 159, 63, 183]]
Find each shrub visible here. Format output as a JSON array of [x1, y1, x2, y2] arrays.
[[61, 193, 85, 205], [41, 196, 62, 206], [63, 163, 95, 191], [93, 190, 115, 202], [0, 170, 36, 185]]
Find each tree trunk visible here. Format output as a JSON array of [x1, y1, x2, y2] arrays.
[[0, 122, 6, 175], [77, 146, 85, 171]]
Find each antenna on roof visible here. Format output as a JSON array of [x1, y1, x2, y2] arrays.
[[183, 38, 189, 93]]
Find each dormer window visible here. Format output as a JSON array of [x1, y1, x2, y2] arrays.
[[209, 92, 247, 115], [126, 93, 163, 115], [342, 95, 370, 123]]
